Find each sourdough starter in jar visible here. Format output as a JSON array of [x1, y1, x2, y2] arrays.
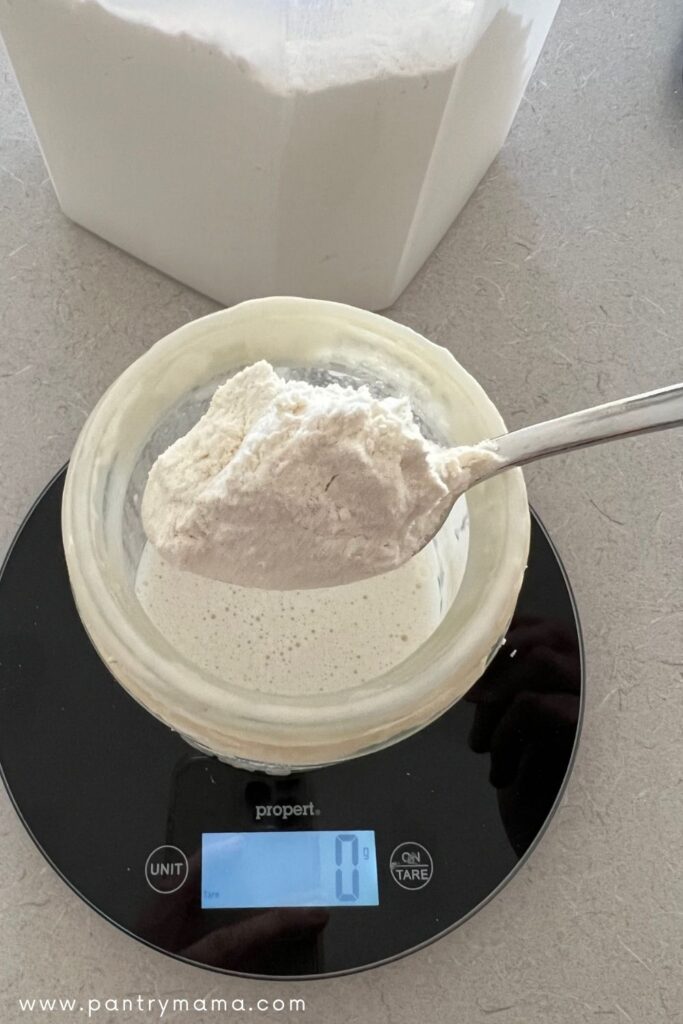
[[135, 530, 463, 697]]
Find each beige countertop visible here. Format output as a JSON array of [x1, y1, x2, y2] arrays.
[[1, 1, 683, 1021]]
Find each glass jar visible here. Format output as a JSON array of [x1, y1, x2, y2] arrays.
[[1, 0, 561, 309], [62, 297, 530, 772]]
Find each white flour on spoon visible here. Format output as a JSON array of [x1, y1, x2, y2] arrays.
[[141, 360, 498, 590]]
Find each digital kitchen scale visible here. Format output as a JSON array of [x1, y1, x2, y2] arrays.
[[0, 470, 583, 979]]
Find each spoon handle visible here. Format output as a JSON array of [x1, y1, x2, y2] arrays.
[[490, 382, 683, 472]]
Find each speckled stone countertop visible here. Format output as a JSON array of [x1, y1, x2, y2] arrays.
[[1, 2, 683, 1022]]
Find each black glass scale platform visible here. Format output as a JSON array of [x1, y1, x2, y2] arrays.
[[0, 469, 583, 979]]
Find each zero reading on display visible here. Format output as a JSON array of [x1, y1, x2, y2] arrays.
[[201, 831, 379, 909]]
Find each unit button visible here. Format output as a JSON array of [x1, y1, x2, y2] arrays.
[[389, 842, 434, 890], [145, 846, 189, 894]]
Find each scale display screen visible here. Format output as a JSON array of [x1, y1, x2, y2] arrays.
[[201, 831, 379, 908]]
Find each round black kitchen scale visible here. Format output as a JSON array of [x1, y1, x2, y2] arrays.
[[0, 469, 583, 979]]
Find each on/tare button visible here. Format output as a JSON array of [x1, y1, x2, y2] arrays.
[[389, 842, 433, 890], [145, 845, 189, 894]]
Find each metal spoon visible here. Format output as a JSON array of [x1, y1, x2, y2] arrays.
[[425, 381, 683, 545]]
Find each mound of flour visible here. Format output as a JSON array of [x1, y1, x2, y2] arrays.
[[141, 362, 499, 590], [92, 0, 480, 91]]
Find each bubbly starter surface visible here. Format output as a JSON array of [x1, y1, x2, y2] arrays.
[[135, 539, 445, 697]]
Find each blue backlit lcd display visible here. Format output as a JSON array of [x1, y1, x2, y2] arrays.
[[201, 831, 379, 908]]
